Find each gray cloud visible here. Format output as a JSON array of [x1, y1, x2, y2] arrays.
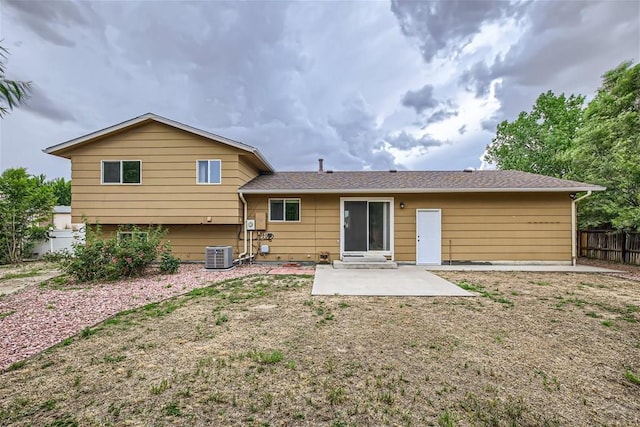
[[460, 1, 639, 120], [6, 0, 98, 47], [390, 0, 525, 62], [401, 84, 458, 126], [494, 1, 639, 89], [481, 118, 499, 133], [459, 60, 494, 97], [383, 131, 443, 151], [7, 0, 89, 24], [221, 121, 339, 171], [425, 107, 458, 125], [2, 0, 638, 180], [22, 87, 77, 123], [328, 94, 397, 170], [387, 0, 640, 158], [410, 132, 492, 172], [401, 84, 439, 113], [94, 1, 311, 134]]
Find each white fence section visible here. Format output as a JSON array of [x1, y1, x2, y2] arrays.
[[32, 228, 86, 257]]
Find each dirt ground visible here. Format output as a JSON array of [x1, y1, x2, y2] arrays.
[[0, 262, 60, 296], [0, 270, 638, 426], [579, 258, 640, 281], [0, 263, 272, 370]]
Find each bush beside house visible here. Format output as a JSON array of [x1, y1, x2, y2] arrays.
[[61, 224, 180, 282]]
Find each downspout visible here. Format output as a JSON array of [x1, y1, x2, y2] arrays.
[[238, 192, 248, 262], [571, 190, 592, 266]]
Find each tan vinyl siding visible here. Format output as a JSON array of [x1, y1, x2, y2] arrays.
[[245, 192, 572, 263], [246, 194, 340, 263], [97, 192, 571, 263], [101, 224, 241, 261], [68, 121, 248, 224], [394, 192, 572, 262], [238, 156, 260, 183]]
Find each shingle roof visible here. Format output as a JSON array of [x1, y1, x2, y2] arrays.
[[239, 170, 605, 194]]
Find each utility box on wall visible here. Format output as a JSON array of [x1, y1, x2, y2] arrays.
[[255, 212, 266, 230]]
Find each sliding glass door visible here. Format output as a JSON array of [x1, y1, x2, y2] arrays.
[[343, 200, 391, 253]]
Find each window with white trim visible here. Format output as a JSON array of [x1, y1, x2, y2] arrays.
[[269, 198, 300, 222], [102, 160, 141, 184], [197, 160, 222, 184]]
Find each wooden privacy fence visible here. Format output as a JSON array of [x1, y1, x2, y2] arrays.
[[579, 230, 640, 265]]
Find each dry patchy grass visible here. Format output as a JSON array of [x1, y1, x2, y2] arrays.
[[0, 271, 639, 426], [0, 262, 60, 296]]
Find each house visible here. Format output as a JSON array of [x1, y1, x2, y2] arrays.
[[44, 113, 605, 265]]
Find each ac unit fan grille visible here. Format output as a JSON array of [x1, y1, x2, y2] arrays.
[[205, 246, 233, 269]]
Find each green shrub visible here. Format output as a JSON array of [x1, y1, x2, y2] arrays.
[[61, 224, 177, 282], [159, 241, 180, 274], [41, 249, 72, 263]]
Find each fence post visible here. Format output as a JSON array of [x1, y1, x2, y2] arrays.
[[621, 232, 627, 264]]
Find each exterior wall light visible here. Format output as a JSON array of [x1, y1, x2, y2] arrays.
[[399, 202, 405, 209]]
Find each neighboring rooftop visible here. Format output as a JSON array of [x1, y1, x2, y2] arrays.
[[239, 170, 605, 194]]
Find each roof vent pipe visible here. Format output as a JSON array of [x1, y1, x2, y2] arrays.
[[318, 158, 324, 173]]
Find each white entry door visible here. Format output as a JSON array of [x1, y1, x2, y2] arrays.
[[416, 209, 441, 265]]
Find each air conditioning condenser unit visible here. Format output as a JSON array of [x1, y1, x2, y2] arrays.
[[205, 246, 233, 269]]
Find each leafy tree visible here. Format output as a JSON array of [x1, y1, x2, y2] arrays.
[[0, 168, 55, 263], [0, 44, 31, 117], [568, 61, 640, 230], [484, 91, 585, 178], [47, 177, 71, 206], [486, 62, 640, 230]]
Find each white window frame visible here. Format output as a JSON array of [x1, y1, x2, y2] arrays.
[[116, 231, 148, 243], [101, 160, 142, 185], [268, 198, 301, 222], [196, 159, 222, 185], [340, 197, 394, 260]]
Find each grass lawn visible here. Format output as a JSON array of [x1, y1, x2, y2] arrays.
[[0, 271, 639, 426], [0, 262, 60, 296]]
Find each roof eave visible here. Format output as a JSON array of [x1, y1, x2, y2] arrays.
[[239, 186, 606, 194], [43, 113, 275, 172], [43, 113, 157, 156]]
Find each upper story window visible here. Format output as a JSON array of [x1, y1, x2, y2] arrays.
[[197, 160, 222, 184], [269, 198, 300, 222], [102, 160, 141, 184]]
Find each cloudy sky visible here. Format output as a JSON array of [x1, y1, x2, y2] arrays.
[[0, 0, 638, 179]]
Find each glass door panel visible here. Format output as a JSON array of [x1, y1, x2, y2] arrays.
[[344, 201, 367, 251], [368, 201, 390, 251]]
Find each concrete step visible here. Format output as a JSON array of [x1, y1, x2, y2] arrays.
[[333, 260, 398, 269], [342, 254, 388, 263]]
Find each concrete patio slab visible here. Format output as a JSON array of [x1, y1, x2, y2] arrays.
[[426, 264, 622, 273], [312, 265, 473, 296]]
